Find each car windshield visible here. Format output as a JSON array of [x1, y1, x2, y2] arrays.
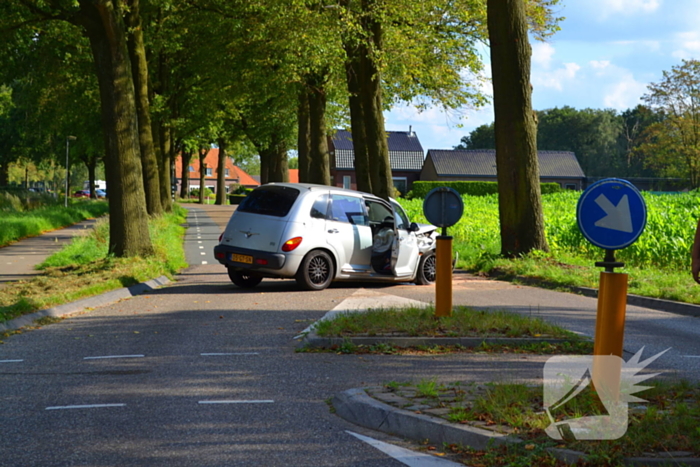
[[238, 185, 300, 217]]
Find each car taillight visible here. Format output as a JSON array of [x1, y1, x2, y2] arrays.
[[282, 237, 302, 252]]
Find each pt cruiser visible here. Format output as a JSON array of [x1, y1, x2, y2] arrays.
[[214, 183, 439, 290]]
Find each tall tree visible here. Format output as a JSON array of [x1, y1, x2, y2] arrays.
[[642, 59, 700, 187], [487, 0, 549, 256]]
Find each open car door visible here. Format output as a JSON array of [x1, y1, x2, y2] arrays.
[[390, 200, 420, 277]]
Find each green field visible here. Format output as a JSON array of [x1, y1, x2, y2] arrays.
[[400, 191, 700, 304]]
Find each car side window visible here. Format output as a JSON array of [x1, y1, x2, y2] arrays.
[[391, 200, 410, 230], [310, 194, 329, 219], [330, 195, 368, 225], [366, 200, 393, 224]]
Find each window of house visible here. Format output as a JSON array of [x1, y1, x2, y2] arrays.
[[225, 169, 230, 176], [565, 184, 577, 190], [343, 176, 351, 189], [188, 166, 194, 172], [206, 168, 213, 176], [392, 177, 407, 195]]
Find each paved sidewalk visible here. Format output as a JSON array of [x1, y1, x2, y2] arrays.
[[0, 218, 99, 288]]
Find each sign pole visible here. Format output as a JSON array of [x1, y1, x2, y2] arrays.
[[435, 233, 453, 317]]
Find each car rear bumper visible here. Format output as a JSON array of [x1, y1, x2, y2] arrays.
[[213, 244, 286, 270]]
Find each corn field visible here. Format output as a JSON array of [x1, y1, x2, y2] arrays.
[[400, 191, 700, 271]]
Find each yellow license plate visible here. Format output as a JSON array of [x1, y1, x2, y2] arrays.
[[231, 254, 253, 264]]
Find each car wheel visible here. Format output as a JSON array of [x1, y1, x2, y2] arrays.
[[296, 250, 334, 290], [415, 251, 436, 285], [227, 269, 263, 288]]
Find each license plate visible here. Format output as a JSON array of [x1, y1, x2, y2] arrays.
[[231, 254, 253, 264]]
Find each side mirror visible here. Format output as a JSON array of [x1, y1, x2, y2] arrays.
[[409, 222, 420, 232]]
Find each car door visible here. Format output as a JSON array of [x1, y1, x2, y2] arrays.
[[390, 200, 420, 277], [327, 194, 373, 273]]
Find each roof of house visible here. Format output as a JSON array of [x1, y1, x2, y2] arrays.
[[174, 148, 260, 186], [425, 149, 585, 178], [332, 129, 425, 171]]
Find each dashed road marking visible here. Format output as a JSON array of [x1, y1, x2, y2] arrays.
[[198, 400, 273, 405], [83, 355, 145, 360], [201, 352, 259, 356], [202, 261, 208, 265], [0, 359, 23, 363], [201, 252, 206, 255], [46, 404, 126, 410]]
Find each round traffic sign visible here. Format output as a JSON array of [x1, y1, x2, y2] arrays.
[[423, 187, 464, 228], [576, 178, 647, 250]]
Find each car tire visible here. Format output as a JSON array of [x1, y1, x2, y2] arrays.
[[296, 250, 334, 291], [227, 269, 263, 288], [415, 251, 436, 285]]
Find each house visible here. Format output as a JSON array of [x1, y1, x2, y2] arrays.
[[329, 129, 425, 194], [421, 149, 586, 190], [174, 148, 259, 195]]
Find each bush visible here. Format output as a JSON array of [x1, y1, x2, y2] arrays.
[[407, 181, 562, 199]]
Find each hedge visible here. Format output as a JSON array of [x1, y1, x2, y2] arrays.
[[406, 181, 563, 199]]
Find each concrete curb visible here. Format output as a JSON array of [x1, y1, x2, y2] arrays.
[[0, 275, 171, 333], [300, 330, 572, 349], [333, 388, 700, 466], [574, 286, 700, 318]]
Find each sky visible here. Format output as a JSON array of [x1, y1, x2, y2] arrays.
[[384, 0, 700, 152]]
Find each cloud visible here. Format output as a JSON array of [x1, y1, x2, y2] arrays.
[[672, 31, 700, 59], [532, 42, 556, 69], [533, 63, 581, 91], [591, 0, 661, 18], [603, 76, 647, 109]]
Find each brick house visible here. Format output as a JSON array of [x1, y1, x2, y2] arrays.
[[174, 148, 259, 195], [329, 129, 425, 194], [420, 149, 586, 190]]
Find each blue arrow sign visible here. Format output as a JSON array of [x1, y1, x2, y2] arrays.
[[576, 178, 647, 250]]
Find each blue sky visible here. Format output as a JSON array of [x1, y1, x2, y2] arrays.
[[384, 0, 700, 152]]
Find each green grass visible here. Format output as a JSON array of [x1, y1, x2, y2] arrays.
[[0, 206, 188, 324], [385, 379, 700, 466], [312, 305, 581, 340], [0, 200, 110, 247], [399, 191, 700, 305]]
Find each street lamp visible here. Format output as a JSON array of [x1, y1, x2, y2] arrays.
[[65, 136, 77, 207]]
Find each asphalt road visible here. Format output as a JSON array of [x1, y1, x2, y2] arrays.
[[0, 204, 698, 466]]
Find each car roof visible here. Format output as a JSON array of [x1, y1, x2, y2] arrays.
[[261, 182, 383, 200]]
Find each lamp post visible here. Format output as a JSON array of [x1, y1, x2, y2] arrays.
[[65, 136, 77, 208]]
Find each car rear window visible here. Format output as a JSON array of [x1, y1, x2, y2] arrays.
[[238, 186, 300, 217]]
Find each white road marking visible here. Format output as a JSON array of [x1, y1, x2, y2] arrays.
[[83, 355, 145, 360], [198, 400, 273, 404], [681, 355, 700, 358], [201, 261, 208, 265], [201, 352, 259, 356], [198, 241, 202, 244], [46, 404, 126, 410], [201, 252, 206, 255], [199, 246, 204, 249], [0, 359, 23, 363], [346, 431, 463, 467], [197, 236, 201, 239]]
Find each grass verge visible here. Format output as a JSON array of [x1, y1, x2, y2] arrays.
[[313, 305, 580, 339], [0, 201, 110, 247], [0, 206, 188, 325], [374, 379, 700, 466]]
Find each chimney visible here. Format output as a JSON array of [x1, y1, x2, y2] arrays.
[[408, 125, 413, 136]]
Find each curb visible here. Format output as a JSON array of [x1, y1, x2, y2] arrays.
[[574, 287, 700, 318], [0, 275, 171, 333], [333, 388, 700, 466], [299, 331, 572, 350]]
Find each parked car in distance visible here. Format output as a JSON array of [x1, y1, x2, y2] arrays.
[[214, 183, 438, 290], [95, 189, 107, 199], [72, 190, 90, 198]]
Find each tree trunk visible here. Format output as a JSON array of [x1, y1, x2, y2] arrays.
[[158, 118, 173, 211], [216, 137, 227, 205], [0, 163, 8, 186], [124, 0, 162, 217], [308, 80, 331, 186], [179, 149, 192, 199], [271, 134, 289, 183], [344, 43, 372, 193], [86, 155, 97, 199], [297, 87, 311, 183], [76, 0, 153, 257], [487, 0, 549, 256], [199, 147, 207, 204], [359, 0, 392, 200]]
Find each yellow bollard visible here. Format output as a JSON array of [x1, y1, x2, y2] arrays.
[[592, 271, 628, 401], [435, 236, 453, 317]]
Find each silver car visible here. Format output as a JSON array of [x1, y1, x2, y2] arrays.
[[213, 183, 439, 290]]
